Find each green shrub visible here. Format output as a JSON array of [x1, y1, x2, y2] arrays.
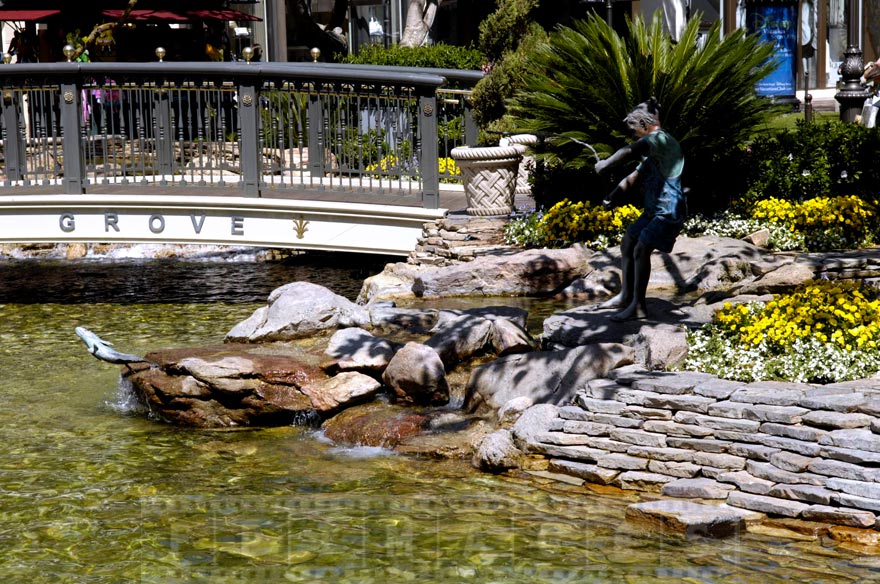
[[340, 43, 484, 76], [738, 120, 880, 209], [471, 0, 547, 138], [506, 12, 784, 213]]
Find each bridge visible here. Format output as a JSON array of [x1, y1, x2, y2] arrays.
[[0, 61, 483, 255]]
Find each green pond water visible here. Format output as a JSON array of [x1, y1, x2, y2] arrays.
[[0, 255, 877, 583]]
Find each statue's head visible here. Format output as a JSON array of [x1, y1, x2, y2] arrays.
[[624, 97, 661, 133]]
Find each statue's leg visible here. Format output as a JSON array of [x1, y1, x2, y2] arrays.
[[598, 231, 635, 309], [611, 240, 652, 321]]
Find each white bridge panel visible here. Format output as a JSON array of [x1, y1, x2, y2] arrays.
[[0, 195, 446, 256]]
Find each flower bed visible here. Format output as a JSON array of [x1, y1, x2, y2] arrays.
[[685, 280, 880, 383]]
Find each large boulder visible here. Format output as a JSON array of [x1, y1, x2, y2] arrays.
[[357, 262, 428, 304], [226, 282, 370, 342], [465, 343, 635, 414], [382, 342, 450, 405], [299, 371, 382, 414], [541, 299, 696, 350], [321, 401, 430, 448], [424, 314, 494, 369], [412, 246, 594, 298], [511, 404, 560, 451], [127, 345, 327, 427], [321, 327, 398, 375], [473, 429, 522, 472], [367, 302, 438, 333], [630, 323, 689, 370], [565, 236, 791, 298]]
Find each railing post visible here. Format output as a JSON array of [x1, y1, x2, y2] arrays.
[[463, 94, 478, 147], [307, 91, 324, 178], [154, 87, 174, 177], [418, 90, 439, 209], [238, 81, 261, 197], [59, 82, 84, 194], [1, 90, 25, 182]]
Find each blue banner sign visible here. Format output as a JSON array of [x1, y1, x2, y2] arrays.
[[746, 3, 798, 97]]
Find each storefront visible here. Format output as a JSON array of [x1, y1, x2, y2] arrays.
[[0, 1, 261, 63], [636, 0, 875, 90]]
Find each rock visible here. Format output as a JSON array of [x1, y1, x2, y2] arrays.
[[541, 300, 700, 350], [367, 304, 438, 333], [66, 242, 88, 259], [726, 491, 810, 517], [510, 404, 560, 450], [398, 417, 492, 459], [435, 306, 529, 329], [321, 402, 429, 448], [828, 526, 880, 547], [357, 261, 428, 303], [671, 236, 785, 292], [732, 262, 817, 295], [742, 229, 770, 248], [465, 343, 635, 414], [473, 429, 522, 472], [568, 236, 787, 299], [661, 478, 736, 499], [299, 371, 382, 413], [490, 318, 535, 356], [127, 345, 325, 428], [424, 314, 494, 368], [801, 505, 876, 528], [322, 328, 398, 374], [382, 342, 450, 405], [630, 323, 689, 369], [626, 500, 754, 537], [497, 396, 535, 427], [412, 246, 594, 298], [226, 282, 370, 342], [548, 459, 619, 485]]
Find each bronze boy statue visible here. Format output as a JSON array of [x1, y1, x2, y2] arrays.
[[593, 97, 686, 321]]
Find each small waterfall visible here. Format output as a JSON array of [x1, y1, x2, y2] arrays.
[[105, 376, 147, 416]]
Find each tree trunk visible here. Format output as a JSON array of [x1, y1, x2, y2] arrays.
[[399, 0, 441, 48]]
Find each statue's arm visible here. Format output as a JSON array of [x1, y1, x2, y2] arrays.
[[594, 137, 648, 174]]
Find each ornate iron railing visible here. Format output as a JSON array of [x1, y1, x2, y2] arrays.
[[0, 62, 482, 209]]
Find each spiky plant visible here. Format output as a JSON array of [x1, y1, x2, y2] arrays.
[[507, 12, 785, 213]]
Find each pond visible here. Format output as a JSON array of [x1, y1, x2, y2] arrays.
[[0, 253, 874, 582]]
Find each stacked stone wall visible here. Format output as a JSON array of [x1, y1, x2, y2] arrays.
[[408, 216, 520, 266], [525, 366, 880, 529]]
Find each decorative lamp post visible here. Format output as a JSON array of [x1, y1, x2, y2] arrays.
[[834, 0, 871, 122]]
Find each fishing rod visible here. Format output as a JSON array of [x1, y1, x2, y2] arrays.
[[484, 129, 616, 206], [483, 130, 601, 164]]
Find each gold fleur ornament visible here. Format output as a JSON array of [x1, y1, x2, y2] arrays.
[[292, 215, 309, 239]]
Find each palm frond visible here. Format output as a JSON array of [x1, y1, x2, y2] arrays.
[[507, 11, 785, 210]]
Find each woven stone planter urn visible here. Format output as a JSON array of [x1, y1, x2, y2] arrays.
[[450, 145, 526, 216]]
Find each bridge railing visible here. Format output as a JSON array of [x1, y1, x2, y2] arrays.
[[0, 62, 483, 209]]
